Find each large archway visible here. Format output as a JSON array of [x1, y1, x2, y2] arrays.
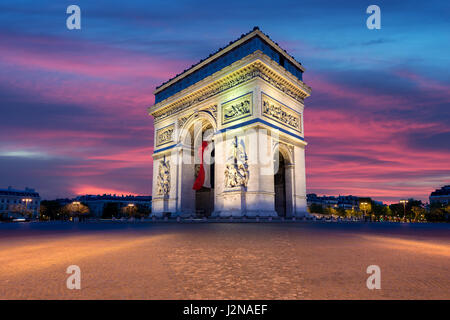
[[274, 152, 287, 217], [273, 144, 294, 217], [179, 113, 216, 217], [194, 126, 215, 217]]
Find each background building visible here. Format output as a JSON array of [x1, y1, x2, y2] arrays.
[[307, 194, 360, 210], [0, 186, 40, 219], [429, 185, 450, 205], [74, 194, 152, 217]]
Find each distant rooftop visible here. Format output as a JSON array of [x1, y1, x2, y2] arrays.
[[153, 27, 305, 104], [0, 186, 40, 197], [430, 185, 450, 196]]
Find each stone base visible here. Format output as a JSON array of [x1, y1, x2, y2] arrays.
[[151, 210, 310, 219], [211, 210, 277, 217], [151, 195, 173, 217], [245, 210, 278, 217], [214, 187, 247, 216], [294, 211, 311, 218]]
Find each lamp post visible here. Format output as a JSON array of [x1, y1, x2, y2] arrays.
[[22, 198, 32, 219], [361, 202, 368, 221], [399, 199, 408, 222], [127, 203, 135, 219], [72, 201, 80, 222]]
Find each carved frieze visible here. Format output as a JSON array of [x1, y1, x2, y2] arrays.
[[221, 93, 252, 125], [177, 115, 190, 129], [205, 104, 217, 119], [156, 124, 174, 147], [261, 93, 302, 133], [153, 60, 308, 124], [258, 69, 306, 106]]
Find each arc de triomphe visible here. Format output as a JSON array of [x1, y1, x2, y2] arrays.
[[148, 27, 311, 218]]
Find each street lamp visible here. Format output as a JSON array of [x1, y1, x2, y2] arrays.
[[399, 199, 408, 221], [22, 198, 32, 218], [127, 203, 135, 217], [72, 201, 80, 221], [361, 202, 369, 221]]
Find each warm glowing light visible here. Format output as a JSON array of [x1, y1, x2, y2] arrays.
[[73, 185, 140, 197]]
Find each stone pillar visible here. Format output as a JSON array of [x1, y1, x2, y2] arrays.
[[213, 132, 251, 217], [213, 128, 278, 217], [151, 155, 166, 217], [177, 145, 196, 217], [245, 127, 277, 217], [293, 145, 308, 216], [285, 163, 295, 217], [212, 134, 228, 216], [151, 152, 178, 217]]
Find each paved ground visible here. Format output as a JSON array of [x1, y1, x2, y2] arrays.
[[0, 221, 449, 299]]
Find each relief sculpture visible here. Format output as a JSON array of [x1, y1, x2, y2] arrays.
[[224, 136, 249, 188], [262, 94, 301, 132], [156, 124, 174, 147], [221, 93, 252, 125], [156, 157, 171, 195]]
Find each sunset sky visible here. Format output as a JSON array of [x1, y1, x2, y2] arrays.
[[0, 0, 449, 203]]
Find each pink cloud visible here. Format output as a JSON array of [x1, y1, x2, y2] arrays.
[[72, 185, 140, 197], [0, 32, 191, 81], [303, 75, 450, 202]]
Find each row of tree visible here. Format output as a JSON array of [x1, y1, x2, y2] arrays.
[[101, 202, 150, 219], [308, 199, 449, 222], [39, 201, 151, 221], [39, 201, 90, 221]]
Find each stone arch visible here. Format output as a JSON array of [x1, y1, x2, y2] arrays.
[[177, 110, 217, 217], [178, 111, 217, 146], [273, 142, 294, 165], [272, 142, 295, 217]]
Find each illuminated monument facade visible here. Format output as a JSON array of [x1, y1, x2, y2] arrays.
[[148, 27, 311, 218]]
